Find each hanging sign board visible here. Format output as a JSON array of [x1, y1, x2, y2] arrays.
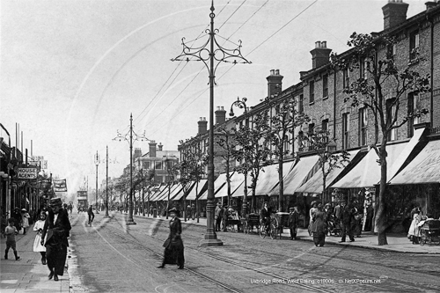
[[17, 167, 38, 180]]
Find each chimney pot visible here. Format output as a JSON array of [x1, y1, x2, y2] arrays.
[[266, 69, 283, 98], [382, 0, 409, 30], [310, 41, 332, 69], [321, 41, 327, 48]]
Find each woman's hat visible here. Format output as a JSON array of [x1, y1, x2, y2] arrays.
[[169, 207, 179, 213], [21, 208, 27, 212], [49, 197, 62, 207]]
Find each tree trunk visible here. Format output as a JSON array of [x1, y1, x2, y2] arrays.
[[375, 141, 388, 245], [278, 153, 284, 212]]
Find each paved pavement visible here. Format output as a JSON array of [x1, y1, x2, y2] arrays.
[[0, 227, 71, 293], [134, 212, 440, 254]]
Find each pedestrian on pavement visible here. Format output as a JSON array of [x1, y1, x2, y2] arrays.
[[408, 207, 421, 244], [11, 207, 22, 234], [41, 197, 72, 281], [4, 218, 20, 260], [215, 202, 223, 232], [33, 211, 47, 265], [87, 205, 95, 226], [308, 201, 318, 236], [288, 206, 300, 240], [21, 208, 30, 235], [339, 202, 355, 243], [158, 207, 184, 269], [311, 212, 328, 247], [222, 205, 228, 232]]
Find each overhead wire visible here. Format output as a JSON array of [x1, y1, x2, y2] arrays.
[[132, 1, 233, 125]]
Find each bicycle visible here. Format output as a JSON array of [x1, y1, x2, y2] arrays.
[[259, 218, 276, 239]]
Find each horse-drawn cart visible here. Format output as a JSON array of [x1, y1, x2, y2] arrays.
[[242, 213, 260, 234], [420, 219, 440, 246]]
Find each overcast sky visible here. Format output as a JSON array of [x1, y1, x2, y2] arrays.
[[0, 0, 428, 199]]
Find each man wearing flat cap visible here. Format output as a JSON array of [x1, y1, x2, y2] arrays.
[[41, 197, 71, 281]]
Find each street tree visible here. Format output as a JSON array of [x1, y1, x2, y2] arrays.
[[305, 130, 350, 204], [331, 32, 430, 245], [216, 126, 237, 207], [262, 95, 309, 212], [232, 112, 272, 213], [178, 139, 207, 222]]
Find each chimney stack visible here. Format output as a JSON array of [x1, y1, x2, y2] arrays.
[[382, 0, 409, 30], [310, 41, 332, 69], [215, 106, 226, 125], [133, 148, 142, 161], [158, 142, 163, 151], [198, 117, 208, 135], [149, 140, 157, 158], [425, 1, 438, 10], [266, 69, 283, 98]]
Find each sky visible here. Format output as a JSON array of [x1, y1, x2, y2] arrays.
[[0, 0, 428, 200]]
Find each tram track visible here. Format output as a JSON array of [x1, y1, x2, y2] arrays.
[[102, 215, 335, 293]]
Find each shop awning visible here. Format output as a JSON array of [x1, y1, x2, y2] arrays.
[[155, 184, 178, 201], [332, 143, 405, 188], [295, 149, 360, 194], [166, 184, 184, 201], [282, 155, 320, 194], [150, 185, 167, 201], [173, 182, 194, 201], [185, 179, 208, 200], [230, 172, 250, 197], [255, 161, 296, 196], [389, 139, 440, 184], [199, 173, 229, 200], [147, 185, 164, 201]]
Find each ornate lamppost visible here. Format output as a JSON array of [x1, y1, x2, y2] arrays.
[[172, 0, 251, 246], [94, 151, 100, 213], [229, 97, 249, 217], [113, 113, 149, 225]]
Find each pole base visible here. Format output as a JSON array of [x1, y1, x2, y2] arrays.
[[198, 234, 223, 247], [126, 220, 137, 225]]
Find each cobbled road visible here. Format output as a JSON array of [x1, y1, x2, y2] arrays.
[[68, 211, 440, 293]]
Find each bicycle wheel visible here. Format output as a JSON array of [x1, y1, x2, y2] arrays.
[[269, 222, 277, 239], [259, 225, 266, 238]]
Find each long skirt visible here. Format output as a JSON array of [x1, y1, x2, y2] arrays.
[[33, 234, 46, 252], [313, 232, 326, 247], [163, 239, 184, 267], [46, 243, 68, 275]]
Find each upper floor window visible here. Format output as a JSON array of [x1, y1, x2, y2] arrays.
[[299, 95, 304, 113], [407, 93, 421, 137], [359, 58, 368, 79], [359, 108, 368, 146], [322, 119, 328, 132], [155, 161, 162, 170], [409, 31, 420, 60], [323, 74, 328, 99], [386, 99, 398, 141], [342, 113, 350, 150], [143, 161, 151, 169], [309, 81, 315, 104], [343, 68, 350, 89], [308, 123, 315, 136]]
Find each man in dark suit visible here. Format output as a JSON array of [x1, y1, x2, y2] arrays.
[[41, 197, 71, 281], [339, 201, 355, 242], [260, 202, 271, 233], [288, 206, 300, 240]]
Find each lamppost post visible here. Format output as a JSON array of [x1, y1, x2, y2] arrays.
[[172, 0, 250, 247], [94, 151, 99, 213], [113, 113, 149, 226], [105, 145, 109, 218], [230, 97, 249, 217]]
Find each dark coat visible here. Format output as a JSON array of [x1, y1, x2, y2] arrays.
[[311, 214, 328, 235], [162, 217, 184, 266], [260, 207, 271, 222], [288, 211, 300, 229], [340, 206, 355, 227], [41, 208, 71, 247]]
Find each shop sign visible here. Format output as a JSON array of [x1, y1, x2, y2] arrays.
[[17, 167, 38, 180]]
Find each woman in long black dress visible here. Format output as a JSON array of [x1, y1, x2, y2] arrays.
[[158, 207, 184, 269]]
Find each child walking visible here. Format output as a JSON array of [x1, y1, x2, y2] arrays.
[[33, 211, 47, 264], [4, 218, 20, 260]]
